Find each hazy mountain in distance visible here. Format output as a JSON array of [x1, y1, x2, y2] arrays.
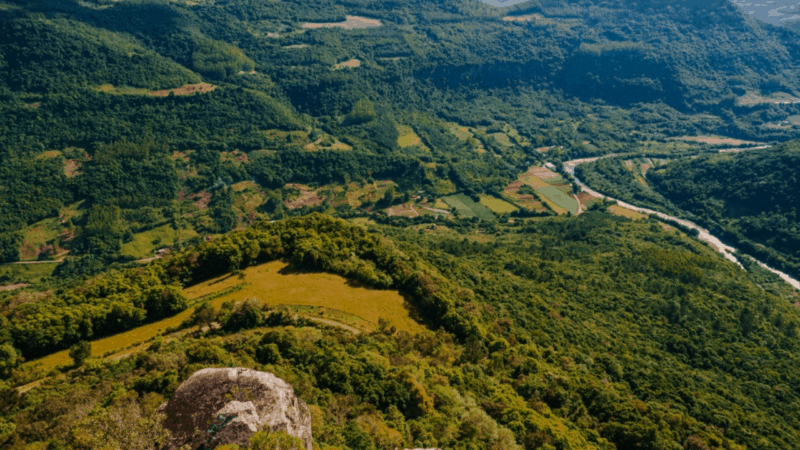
[[481, 0, 800, 28], [730, 0, 800, 26]]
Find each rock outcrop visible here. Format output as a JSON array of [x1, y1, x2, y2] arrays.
[[161, 368, 312, 450]]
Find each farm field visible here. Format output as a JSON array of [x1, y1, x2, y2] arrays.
[[536, 186, 579, 215], [608, 205, 645, 220], [479, 195, 518, 214], [442, 194, 496, 220], [22, 260, 421, 371], [121, 223, 200, 260], [302, 15, 382, 29], [671, 135, 761, 146]]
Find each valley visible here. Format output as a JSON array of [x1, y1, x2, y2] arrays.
[[3, 0, 800, 448]]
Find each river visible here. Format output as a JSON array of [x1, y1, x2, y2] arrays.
[[563, 157, 800, 291]]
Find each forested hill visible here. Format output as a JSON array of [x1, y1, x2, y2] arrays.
[[649, 143, 800, 278]]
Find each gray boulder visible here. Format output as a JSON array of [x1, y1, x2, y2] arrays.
[[161, 367, 312, 450]]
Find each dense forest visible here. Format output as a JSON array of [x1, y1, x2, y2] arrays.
[[3, 214, 800, 449], [1, 0, 800, 269], [2, 0, 800, 448], [648, 143, 800, 279]]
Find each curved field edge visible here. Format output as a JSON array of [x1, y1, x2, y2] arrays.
[[7, 214, 481, 367]]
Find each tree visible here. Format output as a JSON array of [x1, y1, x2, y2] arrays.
[[69, 341, 92, 366], [191, 301, 218, 330], [0, 344, 19, 378]]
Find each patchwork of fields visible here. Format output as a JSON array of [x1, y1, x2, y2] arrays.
[[503, 165, 579, 215]]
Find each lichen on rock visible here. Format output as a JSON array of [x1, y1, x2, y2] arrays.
[[160, 367, 312, 449]]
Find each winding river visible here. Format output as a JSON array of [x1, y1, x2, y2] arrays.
[[564, 157, 800, 291]]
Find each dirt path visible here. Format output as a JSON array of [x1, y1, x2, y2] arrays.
[[306, 317, 361, 334], [6, 259, 63, 265]]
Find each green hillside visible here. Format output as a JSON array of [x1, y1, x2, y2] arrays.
[[648, 143, 800, 278], [3, 214, 800, 449], [2, 0, 800, 448]]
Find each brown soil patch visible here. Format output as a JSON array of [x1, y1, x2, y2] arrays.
[[503, 181, 546, 212], [303, 15, 382, 29], [64, 160, 81, 178], [577, 192, 597, 206], [192, 190, 212, 210], [148, 83, 216, 97], [285, 184, 326, 210], [387, 204, 420, 218], [527, 166, 559, 180], [333, 59, 361, 70], [25, 102, 41, 108], [0, 283, 30, 292]]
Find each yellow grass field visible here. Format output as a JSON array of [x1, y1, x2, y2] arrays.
[[608, 205, 645, 220], [479, 195, 518, 214], [671, 136, 759, 146], [302, 15, 382, 29], [23, 260, 423, 371], [333, 59, 361, 70], [519, 173, 550, 189], [397, 125, 428, 150]]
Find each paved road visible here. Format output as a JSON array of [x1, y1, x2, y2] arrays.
[[563, 157, 800, 291]]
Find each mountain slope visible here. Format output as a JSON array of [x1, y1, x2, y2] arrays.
[[649, 143, 800, 278], [4, 214, 800, 449]]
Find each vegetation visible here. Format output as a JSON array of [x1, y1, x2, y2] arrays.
[[2, 214, 800, 449], [649, 143, 800, 279], [3, 0, 800, 448]]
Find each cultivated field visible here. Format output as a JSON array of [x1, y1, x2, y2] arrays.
[[284, 184, 327, 210], [608, 205, 645, 220], [671, 136, 760, 146], [536, 186, 579, 215], [479, 195, 518, 214], [302, 15, 382, 29], [442, 194, 496, 220]]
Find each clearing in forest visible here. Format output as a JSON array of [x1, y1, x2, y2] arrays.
[[736, 91, 800, 106], [397, 125, 429, 150], [387, 203, 420, 217], [148, 83, 216, 97], [302, 15, 382, 29], [671, 136, 760, 146], [333, 59, 361, 70], [608, 205, 645, 220], [121, 223, 200, 260], [24, 260, 422, 370], [284, 184, 327, 210]]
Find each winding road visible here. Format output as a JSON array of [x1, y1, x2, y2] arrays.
[[563, 156, 800, 291]]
